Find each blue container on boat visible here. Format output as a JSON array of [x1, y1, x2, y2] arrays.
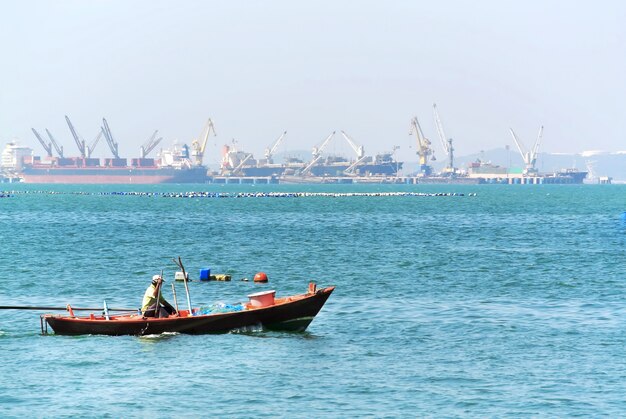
[[199, 268, 211, 281]]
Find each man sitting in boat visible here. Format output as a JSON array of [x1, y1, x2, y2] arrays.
[[142, 275, 177, 318]]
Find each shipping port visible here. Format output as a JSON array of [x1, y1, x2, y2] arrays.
[[0, 108, 589, 184]]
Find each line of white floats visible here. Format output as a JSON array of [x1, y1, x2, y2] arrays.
[[1, 191, 476, 198]]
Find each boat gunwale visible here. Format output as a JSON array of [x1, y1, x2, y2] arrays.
[[43, 286, 335, 331]]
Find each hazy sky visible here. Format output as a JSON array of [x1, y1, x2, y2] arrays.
[[1, 0, 624, 165]]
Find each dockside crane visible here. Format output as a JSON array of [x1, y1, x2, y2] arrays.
[[191, 118, 216, 166], [45, 129, 65, 158], [340, 130, 368, 175], [31, 128, 53, 158], [340, 130, 365, 160], [86, 131, 103, 158], [65, 115, 86, 158], [433, 103, 455, 174], [101, 118, 120, 159], [264, 131, 287, 164], [140, 130, 162, 159], [509, 126, 543, 175], [301, 131, 336, 176], [409, 117, 435, 175]]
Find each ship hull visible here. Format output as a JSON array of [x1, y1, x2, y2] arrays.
[[239, 166, 289, 177], [310, 162, 402, 177], [21, 166, 209, 184]]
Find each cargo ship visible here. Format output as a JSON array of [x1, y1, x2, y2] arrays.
[[19, 144, 209, 184], [220, 147, 402, 177], [220, 134, 403, 178], [307, 153, 402, 177], [15, 117, 215, 184]]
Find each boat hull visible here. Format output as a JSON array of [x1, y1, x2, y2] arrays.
[[44, 287, 334, 336]]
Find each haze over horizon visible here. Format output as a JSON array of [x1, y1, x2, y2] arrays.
[[1, 0, 624, 166]]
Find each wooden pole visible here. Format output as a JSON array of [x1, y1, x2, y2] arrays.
[[155, 280, 162, 319], [174, 256, 192, 315], [103, 300, 110, 320], [171, 283, 179, 313]]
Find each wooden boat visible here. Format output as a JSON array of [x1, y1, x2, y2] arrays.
[[42, 285, 335, 336]]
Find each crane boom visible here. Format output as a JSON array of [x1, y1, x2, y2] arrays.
[[45, 129, 65, 158], [509, 126, 543, 174], [65, 115, 86, 158], [231, 153, 253, 174], [101, 118, 120, 159], [86, 131, 102, 158], [312, 131, 336, 160], [532, 126, 543, 161], [31, 128, 53, 157], [301, 154, 323, 176], [340, 130, 365, 159], [140, 130, 162, 158], [343, 155, 369, 175], [509, 128, 527, 163], [433, 104, 454, 173], [264, 131, 287, 162], [191, 118, 216, 166], [433, 104, 449, 153]]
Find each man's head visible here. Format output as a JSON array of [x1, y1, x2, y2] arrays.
[[152, 274, 162, 285]]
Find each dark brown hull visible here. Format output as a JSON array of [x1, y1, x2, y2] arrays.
[[44, 287, 334, 336]]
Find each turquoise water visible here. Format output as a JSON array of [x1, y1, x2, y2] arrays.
[[1, 184, 625, 417]]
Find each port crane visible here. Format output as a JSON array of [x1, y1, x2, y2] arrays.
[[509, 126, 543, 175], [101, 118, 120, 159], [64, 115, 102, 158], [31, 128, 55, 158], [87, 131, 103, 158], [340, 130, 368, 175], [340, 130, 365, 159], [311, 131, 336, 161], [65, 115, 86, 158], [302, 131, 335, 176], [409, 117, 435, 175], [140, 130, 162, 159], [191, 118, 216, 166], [45, 129, 66, 158], [433, 103, 455, 174], [585, 160, 597, 183], [264, 131, 287, 164]]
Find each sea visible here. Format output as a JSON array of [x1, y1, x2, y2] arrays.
[[1, 183, 625, 418]]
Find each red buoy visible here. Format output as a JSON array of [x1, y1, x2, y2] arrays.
[[253, 272, 268, 283]]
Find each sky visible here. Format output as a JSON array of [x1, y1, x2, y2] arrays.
[[1, 0, 624, 166]]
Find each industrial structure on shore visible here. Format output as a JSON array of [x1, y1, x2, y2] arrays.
[[405, 103, 587, 184], [0, 110, 587, 184]]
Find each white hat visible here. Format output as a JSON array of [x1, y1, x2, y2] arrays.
[[152, 274, 162, 281]]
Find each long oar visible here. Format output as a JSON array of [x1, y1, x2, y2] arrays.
[[0, 305, 135, 311], [173, 256, 192, 315]]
